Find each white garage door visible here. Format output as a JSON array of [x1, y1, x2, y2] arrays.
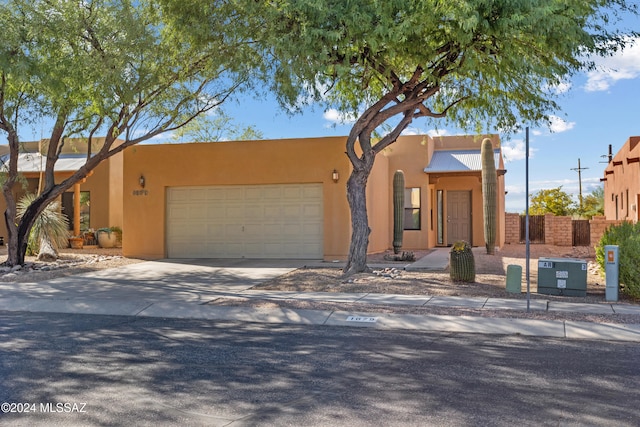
[[166, 184, 323, 258]]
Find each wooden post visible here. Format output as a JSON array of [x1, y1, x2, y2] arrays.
[[73, 182, 81, 236]]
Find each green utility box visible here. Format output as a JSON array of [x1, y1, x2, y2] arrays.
[[537, 257, 587, 297], [506, 265, 522, 293]]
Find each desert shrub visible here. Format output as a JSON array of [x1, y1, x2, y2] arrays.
[[596, 221, 640, 299], [17, 194, 70, 256]]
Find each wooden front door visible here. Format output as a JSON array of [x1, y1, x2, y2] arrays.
[[447, 191, 471, 245]]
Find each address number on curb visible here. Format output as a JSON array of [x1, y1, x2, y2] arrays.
[[346, 316, 378, 323]]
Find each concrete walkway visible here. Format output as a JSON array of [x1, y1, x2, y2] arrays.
[[0, 251, 639, 342]]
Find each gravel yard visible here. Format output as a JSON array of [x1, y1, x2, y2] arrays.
[[2, 243, 639, 325]]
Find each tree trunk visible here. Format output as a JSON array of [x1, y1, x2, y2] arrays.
[[3, 195, 28, 267], [4, 190, 59, 266], [343, 167, 373, 276], [37, 236, 59, 262]]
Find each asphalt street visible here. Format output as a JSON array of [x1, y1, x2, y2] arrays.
[[1, 311, 639, 426]]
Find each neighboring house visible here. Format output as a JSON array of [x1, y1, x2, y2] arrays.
[[122, 134, 506, 260], [602, 136, 640, 222], [0, 138, 123, 239]]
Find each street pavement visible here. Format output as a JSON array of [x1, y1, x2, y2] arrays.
[[0, 250, 639, 342]]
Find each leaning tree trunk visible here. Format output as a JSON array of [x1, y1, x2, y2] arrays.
[[3, 189, 60, 266], [343, 167, 374, 276], [3, 212, 30, 266]]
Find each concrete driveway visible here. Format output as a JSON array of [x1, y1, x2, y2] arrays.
[[0, 258, 308, 305]]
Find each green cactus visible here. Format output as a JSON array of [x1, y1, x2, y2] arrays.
[[449, 241, 476, 282], [481, 138, 497, 255], [393, 170, 405, 254]]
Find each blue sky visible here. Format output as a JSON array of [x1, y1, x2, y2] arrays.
[[211, 36, 640, 214]]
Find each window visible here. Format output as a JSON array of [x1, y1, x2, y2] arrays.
[[403, 188, 421, 230]]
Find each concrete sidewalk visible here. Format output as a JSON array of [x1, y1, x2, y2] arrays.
[[0, 254, 639, 342]]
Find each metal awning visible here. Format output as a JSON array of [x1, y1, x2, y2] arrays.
[[424, 149, 501, 173], [0, 153, 87, 173]]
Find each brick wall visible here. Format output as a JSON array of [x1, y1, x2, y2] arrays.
[[550, 215, 572, 246], [503, 213, 625, 248], [504, 213, 520, 244], [589, 216, 623, 247]]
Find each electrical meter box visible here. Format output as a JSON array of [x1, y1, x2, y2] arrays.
[[537, 257, 587, 297]]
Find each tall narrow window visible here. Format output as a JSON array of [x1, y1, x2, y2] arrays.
[[404, 188, 421, 230], [437, 190, 444, 245]]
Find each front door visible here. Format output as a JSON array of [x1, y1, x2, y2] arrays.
[[447, 191, 471, 245]]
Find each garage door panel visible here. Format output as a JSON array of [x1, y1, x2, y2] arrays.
[[303, 185, 323, 198], [167, 184, 323, 258], [264, 205, 282, 219], [263, 187, 282, 199]]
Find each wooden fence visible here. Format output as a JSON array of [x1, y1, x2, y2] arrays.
[[572, 220, 591, 246], [519, 215, 545, 243]]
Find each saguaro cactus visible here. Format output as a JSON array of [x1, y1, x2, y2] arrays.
[[393, 170, 405, 254], [449, 241, 476, 282], [481, 138, 497, 255]]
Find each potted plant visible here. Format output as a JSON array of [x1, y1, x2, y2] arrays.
[[82, 229, 96, 246], [96, 226, 122, 248], [69, 236, 84, 249]]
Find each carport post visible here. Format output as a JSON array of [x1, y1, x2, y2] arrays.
[[73, 182, 81, 237]]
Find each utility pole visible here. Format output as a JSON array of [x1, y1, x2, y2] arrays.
[[571, 158, 589, 214]]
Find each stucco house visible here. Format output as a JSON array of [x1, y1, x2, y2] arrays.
[[0, 133, 506, 260], [122, 134, 506, 260], [602, 136, 640, 222]]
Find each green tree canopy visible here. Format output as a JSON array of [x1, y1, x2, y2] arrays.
[[529, 187, 577, 216], [221, 0, 635, 273], [171, 110, 264, 143], [582, 186, 605, 219], [0, 0, 255, 265]]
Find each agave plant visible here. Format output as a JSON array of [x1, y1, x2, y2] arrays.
[[17, 194, 70, 258]]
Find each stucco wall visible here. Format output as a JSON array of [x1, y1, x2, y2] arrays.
[[122, 137, 352, 260], [367, 154, 390, 254], [382, 135, 431, 250], [603, 136, 640, 222]]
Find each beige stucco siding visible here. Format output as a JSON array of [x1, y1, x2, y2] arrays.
[[382, 135, 431, 250], [122, 137, 352, 259]]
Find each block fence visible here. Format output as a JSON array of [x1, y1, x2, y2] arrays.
[[504, 213, 624, 247]]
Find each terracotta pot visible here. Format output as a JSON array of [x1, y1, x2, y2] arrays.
[[69, 238, 83, 249]]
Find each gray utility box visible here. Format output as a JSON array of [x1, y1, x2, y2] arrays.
[[537, 257, 587, 297]]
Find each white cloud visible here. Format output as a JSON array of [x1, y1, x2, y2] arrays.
[[548, 115, 575, 133], [544, 80, 572, 95], [501, 139, 537, 162], [323, 108, 357, 126], [531, 130, 543, 136], [553, 81, 572, 94], [584, 36, 640, 92], [401, 127, 421, 135], [426, 128, 450, 137]]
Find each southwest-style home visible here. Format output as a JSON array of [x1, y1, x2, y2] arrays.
[[602, 136, 640, 222], [0, 134, 506, 260], [123, 134, 506, 260]]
